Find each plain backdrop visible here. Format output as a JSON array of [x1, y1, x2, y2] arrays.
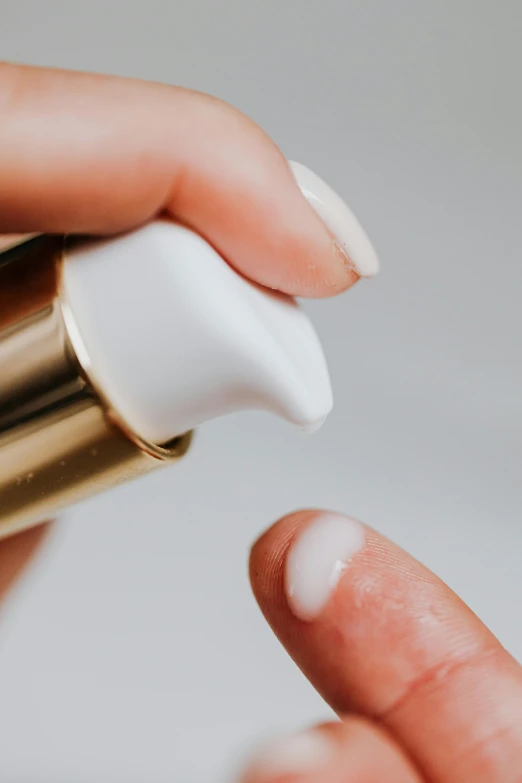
[[1, 1, 521, 780]]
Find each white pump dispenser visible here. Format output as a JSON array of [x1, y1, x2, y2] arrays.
[[62, 219, 333, 443]]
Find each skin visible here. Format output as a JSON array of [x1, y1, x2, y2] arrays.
[[1, 63, 520, 782]]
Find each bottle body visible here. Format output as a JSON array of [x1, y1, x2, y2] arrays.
[[0, 237, 190, 539]]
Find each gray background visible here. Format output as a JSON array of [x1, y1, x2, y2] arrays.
[[1, 1, 521, 780]]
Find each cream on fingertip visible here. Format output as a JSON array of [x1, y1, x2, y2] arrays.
[[285, 514, 366, 621]]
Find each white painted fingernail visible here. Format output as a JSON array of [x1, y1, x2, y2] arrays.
[[289, 160, 379, 278], [244, 730, 333, 779], [285, 514, 365, 621]]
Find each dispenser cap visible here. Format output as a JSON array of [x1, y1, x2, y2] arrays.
[[61, 220, 333, 444]]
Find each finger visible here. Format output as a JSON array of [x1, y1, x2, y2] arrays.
[[250, 511, 522, 782], [240, 719, 421, 783], [0, 63, 378, 297], [0, 523, 49, 601]]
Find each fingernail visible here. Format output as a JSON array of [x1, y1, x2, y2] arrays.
[[285, 513, 365, 621], [289, 161, 379, 278], [244, 729, 334, 779]]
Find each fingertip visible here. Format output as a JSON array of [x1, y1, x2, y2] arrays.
[[289, 160, 380, 281], [249, 510, 310, 600], [284, 513, 366, 622]]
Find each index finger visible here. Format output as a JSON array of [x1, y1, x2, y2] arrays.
[[0, 63, 378, 297], [250, 510, 522, 782]]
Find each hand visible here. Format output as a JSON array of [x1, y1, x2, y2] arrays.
[[3, 63, 514, 783], [0, 62, 359, 595], [239, 511, 522, 782]]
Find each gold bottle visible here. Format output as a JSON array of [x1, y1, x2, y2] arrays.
[[0, 221, 332, 540]]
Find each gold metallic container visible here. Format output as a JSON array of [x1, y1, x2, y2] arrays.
[[0, 236, 192, 540]]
